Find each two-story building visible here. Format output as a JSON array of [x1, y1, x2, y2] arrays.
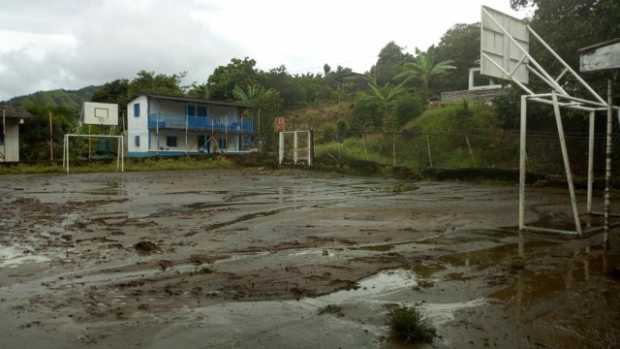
[[127, 94, 256, 158]]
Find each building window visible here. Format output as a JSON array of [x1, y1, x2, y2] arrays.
[[166, 136, 177, 147], [133, 103, 140, 117], [197, 106, 207, 117], [187, 104, 195, 117], [134, 135, 140, 148]]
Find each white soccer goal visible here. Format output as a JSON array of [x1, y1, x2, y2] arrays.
[[63, 134, 125, 174], [278, 130, 313, 167]]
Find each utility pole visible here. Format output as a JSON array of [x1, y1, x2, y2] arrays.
[[48, 111, 54, 161]]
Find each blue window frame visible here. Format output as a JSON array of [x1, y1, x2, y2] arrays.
[[133, 103, 140, 117], [197, 106, 207, 117], [134, 136, 140, 148]]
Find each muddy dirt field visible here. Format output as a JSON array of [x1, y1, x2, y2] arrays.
[[1, 169, 619, 348]]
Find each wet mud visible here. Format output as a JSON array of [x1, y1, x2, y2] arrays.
[[1, 169, 619, 348]]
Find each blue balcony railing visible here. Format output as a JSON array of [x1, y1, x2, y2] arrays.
[[148, 114, 254, 133]]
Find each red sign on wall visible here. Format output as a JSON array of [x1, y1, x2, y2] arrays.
[[274, 117, 286, 132]]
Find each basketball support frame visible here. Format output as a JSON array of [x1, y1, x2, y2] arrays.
[[480, 7, 620, 245], [63, 134, 125, 174]]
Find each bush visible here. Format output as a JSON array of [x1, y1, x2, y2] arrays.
[[389, 306, 436, 344]]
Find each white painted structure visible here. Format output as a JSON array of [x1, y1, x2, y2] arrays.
[[81, 102, 119, 126], [479, 7, 620, 250], [0, 106, 30, 163], [278, 130, 313, 167], [481, 5, 530, 85], [63, 134, 124, 174], [579, 39, 620, 73], [127, 95, 255, 157]]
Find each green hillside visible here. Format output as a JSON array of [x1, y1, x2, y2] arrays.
[[7, 85, 98, 113]]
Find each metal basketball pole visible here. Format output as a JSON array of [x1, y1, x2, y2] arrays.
[[604, 79, 613, 249]]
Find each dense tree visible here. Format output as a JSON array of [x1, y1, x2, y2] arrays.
[[91, 79, 129, 106], [325, 65, 360, 103], [186, 83, 209, 99], [510, 0, 620, 96], [372, 42, 413, 86], [207, 58, 258, 100], [233, 84, 283, 150], [20, 105, 75, 161], [127, 70, 185, 99], [433, 23, 483, 93]]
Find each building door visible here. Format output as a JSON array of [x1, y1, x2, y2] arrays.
[[198, 135, 208, 153]]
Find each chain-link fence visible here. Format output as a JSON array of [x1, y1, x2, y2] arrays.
[[309, 128, 612, 179]]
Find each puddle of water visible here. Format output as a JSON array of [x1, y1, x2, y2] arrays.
[[420, 298, 485, 325], [439, 240, 556, 270], [288, 249, 336, 257], [313, 269, 418, 304], [490, 251, 620, 304], [0, 245, 51, 269]]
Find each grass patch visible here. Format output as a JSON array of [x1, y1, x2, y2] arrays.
[[389, 306, 436, 344], [0, 156, 235, 175]]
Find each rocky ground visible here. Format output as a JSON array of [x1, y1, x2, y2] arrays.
[[0, 169, 619, 348]]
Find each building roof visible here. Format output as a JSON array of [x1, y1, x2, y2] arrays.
[[0, 103, 34, 119], [578, 38, 620, 53], [143, 94, 250, 108]]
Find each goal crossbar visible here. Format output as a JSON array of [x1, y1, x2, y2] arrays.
[[63, 133, 125, 174]]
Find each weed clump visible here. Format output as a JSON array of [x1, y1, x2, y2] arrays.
[[388, 306, 436, 344], [317, 304, 344, 317], [390, 183, 418, 193]]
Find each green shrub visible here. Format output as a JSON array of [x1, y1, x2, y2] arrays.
[[389, 306, 436, 344]]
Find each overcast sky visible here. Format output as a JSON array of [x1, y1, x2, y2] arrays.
[[0, 0, 527, 101]]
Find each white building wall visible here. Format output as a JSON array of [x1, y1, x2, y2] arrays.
[[127, 96, 149, 154], [127, 95, 246, 156], [0, 120, 20, 162], [149, 129, 201, 152]]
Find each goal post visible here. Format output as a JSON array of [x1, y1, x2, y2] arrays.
[[63, 134, 125, 174], [278, 130, 314, 167]]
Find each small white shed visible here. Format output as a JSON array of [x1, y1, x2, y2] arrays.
[[1, 104, 32, 162]]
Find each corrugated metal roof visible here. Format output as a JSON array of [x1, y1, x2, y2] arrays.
[[578, 38, 620, 53], [144, 94, 250, 108], [0, 103, 34, 119]]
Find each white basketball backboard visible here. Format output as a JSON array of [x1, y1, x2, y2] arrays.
[[481, 6, 530, 84], [81, 102, 118, 126], [579, 39, 620, 73]]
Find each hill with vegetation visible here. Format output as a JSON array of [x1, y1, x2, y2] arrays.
[[8, 86, 98, 114]]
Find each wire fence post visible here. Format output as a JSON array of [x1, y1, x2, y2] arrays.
[[465, 135, 474, 163], [426, 134, 433, 168]]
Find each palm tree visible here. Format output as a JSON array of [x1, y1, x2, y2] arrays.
[[365, 75, 406, 166], [233, 84, 279, 151], [396, 49, 456, 98]]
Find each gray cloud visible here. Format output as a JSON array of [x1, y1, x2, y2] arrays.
[[0, 0, 524, 101], [0, 0, 242, 100]]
